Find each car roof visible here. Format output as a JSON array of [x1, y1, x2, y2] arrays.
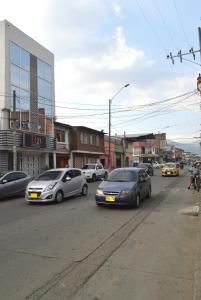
[[111, 167, 142, 173], [45, 168, 81, 172]]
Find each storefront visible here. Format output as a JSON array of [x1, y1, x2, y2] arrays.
[[0, 130, 55, 177]]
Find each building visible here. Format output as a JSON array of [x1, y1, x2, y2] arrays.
[[70, 126, 105, 168], [0, 20, 55, 177], [54, 122, 71, 168], [117, 133, 167, 164]]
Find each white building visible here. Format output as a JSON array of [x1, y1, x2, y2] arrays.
[[0, 20, 55, 177]]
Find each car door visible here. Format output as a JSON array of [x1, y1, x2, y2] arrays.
[[62, 170, 77, 197], [137, 170, 147, 199], [72, 169, 83, 194], [0, 172, 17, 198], [14, 172, 29, 195]]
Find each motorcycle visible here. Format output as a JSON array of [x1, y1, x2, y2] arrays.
[[193, 173, 201, 192]]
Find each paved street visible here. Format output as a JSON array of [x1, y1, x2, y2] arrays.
[[0, 169, 201, 300]]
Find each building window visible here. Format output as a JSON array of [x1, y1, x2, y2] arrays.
[[10, 42, 20, 66], [56, 130, 65, 142], [9, 42, 54, 135]]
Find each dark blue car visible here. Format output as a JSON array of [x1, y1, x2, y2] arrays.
[[95, 168, 151, 208]]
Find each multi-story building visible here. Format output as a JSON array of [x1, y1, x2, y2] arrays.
[[0, 20, 55, 177], [70, 126, 105, 168]]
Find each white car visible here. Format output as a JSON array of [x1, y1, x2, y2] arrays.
[[153, 162, 161, 169], [82, 163, 107, 181]]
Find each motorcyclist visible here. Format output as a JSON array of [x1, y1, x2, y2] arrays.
[[188, 164, 199, 189]]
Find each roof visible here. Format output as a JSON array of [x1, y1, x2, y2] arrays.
[[116, 133, 154, 142], [72, 126, 105, 135], [54, 121, 72, 129]]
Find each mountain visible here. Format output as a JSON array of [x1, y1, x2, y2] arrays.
[[167, 140, 201, 155]]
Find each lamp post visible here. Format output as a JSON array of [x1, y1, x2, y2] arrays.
[[108, 84, 130, 169]]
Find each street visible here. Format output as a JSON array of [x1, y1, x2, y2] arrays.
[[0, 169, 201, 300]]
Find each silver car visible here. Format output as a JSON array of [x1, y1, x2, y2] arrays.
[[0, 171, 31, 199], [25, 168, 88, 203]]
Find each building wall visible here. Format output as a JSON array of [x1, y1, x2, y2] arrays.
[[71, 127, 104, 153]]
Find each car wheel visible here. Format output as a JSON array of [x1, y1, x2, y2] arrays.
[[81, 184, 88, 196], [96, 202, 102, 207], [133, 194, 140, 208], [147, 187, 151, 199], [92, 174, 96, 182], [55, 191, 63, 203]]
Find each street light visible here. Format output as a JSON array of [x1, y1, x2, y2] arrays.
[[108, 84, 130, 169]]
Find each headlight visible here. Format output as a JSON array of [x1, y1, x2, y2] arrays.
[[96, 188, 104, 195], [120, 190, 131, 196], [44, 183, 57, 192]]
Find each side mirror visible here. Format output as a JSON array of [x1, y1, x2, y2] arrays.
[[65, 176, 72, 181]]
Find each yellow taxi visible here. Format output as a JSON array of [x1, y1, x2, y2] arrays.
[[161, 162, 180, 177]]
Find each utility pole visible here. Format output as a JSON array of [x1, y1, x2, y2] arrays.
[[108, 84, 130, 170], [13, 90, 17, 170], [198, 27, 201, 62], [108, 99, 111, 169], [122, 131, 126, 167]]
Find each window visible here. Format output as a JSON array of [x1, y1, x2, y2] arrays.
[[20, 69, 29, 90], [73, 170, 81, 177], [37, 59, 52, 82], [15, 172, 27, 180], [21, 49, 29, 71], [11, 64, 20, 86], [4, 173, 15, 182], [56, 130, 65, 142], [10, 42, 20, 66]]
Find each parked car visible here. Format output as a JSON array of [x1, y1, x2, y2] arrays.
[[161, 163, 180, 177], [0, 171, 31, 199], [153, 162, 161, 169], [25, 168, 88, 204], [82, 163, 107, 181], [135, 163, 154, 176], [95, 167, 151, 208]]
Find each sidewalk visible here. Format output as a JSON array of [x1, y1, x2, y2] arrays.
[[70, 176, 201, 300]]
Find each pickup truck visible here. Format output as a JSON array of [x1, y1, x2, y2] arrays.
[[82, 163, 107, 181]]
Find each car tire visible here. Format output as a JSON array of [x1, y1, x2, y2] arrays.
[[55, 191, 63, 203], [81, 184, 88, 196], [133, 194, 140, 208], [96, 202, 102, 207], [92, 174, 96, 182]]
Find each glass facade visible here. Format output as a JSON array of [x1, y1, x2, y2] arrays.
[[10, 42, 53, 134]]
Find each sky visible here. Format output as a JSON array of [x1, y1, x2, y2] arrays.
[[1, 0, 201, 143]]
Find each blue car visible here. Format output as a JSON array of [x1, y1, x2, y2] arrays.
[[95, 168, 151, 208]]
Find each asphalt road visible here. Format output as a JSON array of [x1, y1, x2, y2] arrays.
[[0, 168, 188, 300]]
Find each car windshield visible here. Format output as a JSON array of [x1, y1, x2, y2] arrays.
[[36, 171, 62, 181], [107, 170, 137, 182], [82, 165, 96, 169], [165, 163, 176, 168]]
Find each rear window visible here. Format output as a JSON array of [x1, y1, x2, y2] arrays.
[[36, 171, 62, 181], [107, 170, 137, 182], [82, 165, 96, 169]]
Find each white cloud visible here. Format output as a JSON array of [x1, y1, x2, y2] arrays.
[[112, 3, 122, 16]]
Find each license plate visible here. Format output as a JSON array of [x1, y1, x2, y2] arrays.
[[106, 195, 115, 202], [30, 193, 38, 198], [167, 172, 171, 175]]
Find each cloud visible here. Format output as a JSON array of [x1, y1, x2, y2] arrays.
[[112, 3, 122, 17]]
